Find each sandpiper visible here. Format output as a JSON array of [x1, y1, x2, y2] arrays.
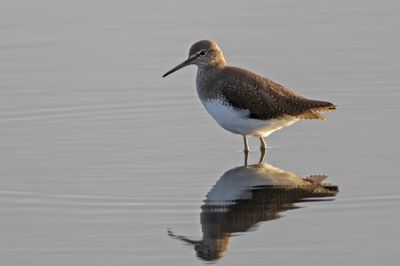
[[162, 40, 336, 152]]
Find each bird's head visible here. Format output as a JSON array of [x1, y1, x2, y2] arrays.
[[162, 40, 226, 78]]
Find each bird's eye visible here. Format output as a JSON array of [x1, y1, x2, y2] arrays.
[[199, 50, 206, 56]]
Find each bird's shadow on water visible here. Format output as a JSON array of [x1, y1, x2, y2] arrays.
[[168, 151, 339, 262]]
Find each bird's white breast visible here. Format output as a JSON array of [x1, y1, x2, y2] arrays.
[[202, 99, 298, 137]]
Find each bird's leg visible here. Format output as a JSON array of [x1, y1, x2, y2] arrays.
[[243, 136, 249, 167], [244, 150, 249, 167], [258, 137, 267, 163], [243, 135, 250, 153], [259, 137, 267, 151], [259, 147, 266, 163]]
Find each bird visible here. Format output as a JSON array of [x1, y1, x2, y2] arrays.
[[162, 40, 336, 153]]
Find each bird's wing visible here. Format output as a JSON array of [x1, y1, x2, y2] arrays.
[[220, 67, 336, 120], [264, 78, 305, 99]]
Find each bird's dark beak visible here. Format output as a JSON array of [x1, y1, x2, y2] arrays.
[[162, 57, 194, 78]]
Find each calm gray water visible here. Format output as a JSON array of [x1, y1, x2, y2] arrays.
[[1, 0, 399, 265]]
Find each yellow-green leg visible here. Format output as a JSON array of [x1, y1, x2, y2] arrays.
[[244, 150, 249, 167], [258, 137, 267, 163], [243, 135, 249, 153], [259, 137, 267, 151]]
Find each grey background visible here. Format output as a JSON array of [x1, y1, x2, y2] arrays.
[[0, 0, 399, 265]]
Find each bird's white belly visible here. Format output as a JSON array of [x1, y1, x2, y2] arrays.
[[202, 100, 298, 137]]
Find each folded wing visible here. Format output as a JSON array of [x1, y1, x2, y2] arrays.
[[220, 67, 336, 120]]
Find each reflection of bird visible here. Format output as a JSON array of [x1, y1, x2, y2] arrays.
[[168, 162, 338, 262], [163, 40, 336, 152]]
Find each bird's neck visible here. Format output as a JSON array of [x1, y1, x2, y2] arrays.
[[196, 65, 225, 101], [196, 54, 226, 100], [196, 54, 226, 80], [196, 65, 218, 86]]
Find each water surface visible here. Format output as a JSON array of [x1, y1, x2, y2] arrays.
[[0, 0, 399, 265]]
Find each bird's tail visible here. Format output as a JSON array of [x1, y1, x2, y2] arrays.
[[296, 101, 336, 120]]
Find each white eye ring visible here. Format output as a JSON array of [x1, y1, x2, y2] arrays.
[[199, 50, 206, 56]]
